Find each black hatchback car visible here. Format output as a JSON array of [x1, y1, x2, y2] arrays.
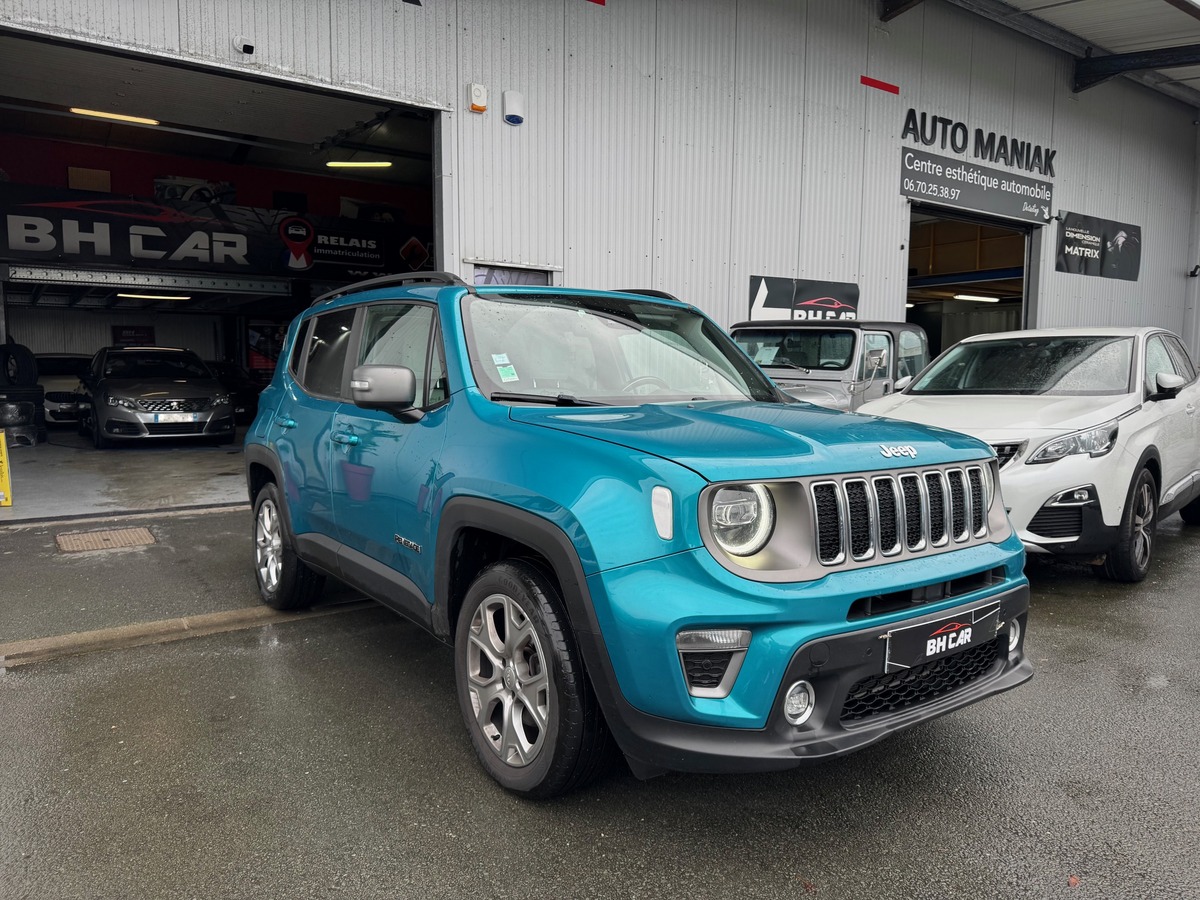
[[205, 360, 262, 425]]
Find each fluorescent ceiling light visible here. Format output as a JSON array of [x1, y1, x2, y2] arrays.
[[953, 294, 1000, 303], [905, 303, 914, 308], [117, 293, 191, 300], [325, 160, 393, 168], [70, 107, 160, 126]]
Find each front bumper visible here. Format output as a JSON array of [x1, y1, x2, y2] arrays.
[[99, 407, 235, 439], [999, 448, 1133, 557], [578, 541, 1030, 777], [610, 589, 1029, 777]]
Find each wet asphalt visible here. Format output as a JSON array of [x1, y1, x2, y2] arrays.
[[1, 509, 1199, 899]]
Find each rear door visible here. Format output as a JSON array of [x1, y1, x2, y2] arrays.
[[269, 306, 356, 540]]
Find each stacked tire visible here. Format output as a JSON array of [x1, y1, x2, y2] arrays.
[[0, 342, 46, 447]]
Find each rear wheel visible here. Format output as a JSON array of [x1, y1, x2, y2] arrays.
[[1095, 467, 1157, 583], [454, 560, 610, 799], [252, 482, 325, 610]]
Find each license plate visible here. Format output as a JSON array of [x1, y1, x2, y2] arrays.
[[153, 412, 198, 423], [885, 603, 1001, 672]]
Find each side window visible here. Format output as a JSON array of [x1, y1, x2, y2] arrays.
[[359, 303, 434, 405], [300, 307, 357, 398], [857, 333, 892, 380], [428, 323, 449, 406], [897, 329, 930, 379], [1163, 335, 1197, 382], [1143, 334, 1178, 395]]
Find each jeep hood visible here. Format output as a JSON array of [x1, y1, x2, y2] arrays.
[[509, 401, 991, 482], [858, 392, 1136, 440]]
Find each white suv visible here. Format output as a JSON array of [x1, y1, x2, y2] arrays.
[[859, 327, 1200, 582]]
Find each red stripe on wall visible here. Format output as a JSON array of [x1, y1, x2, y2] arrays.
[[860, 75, 900, 94]]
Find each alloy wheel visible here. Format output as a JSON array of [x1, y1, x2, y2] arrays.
[[255, 498, 283, 593], [1131, 479, 1155, 571], [464, 592, 551, 767]]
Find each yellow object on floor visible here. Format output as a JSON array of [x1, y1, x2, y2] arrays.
[[0, 430, 12, 506]]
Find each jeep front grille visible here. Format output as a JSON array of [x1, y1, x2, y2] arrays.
[[812, 466, 990, 567]]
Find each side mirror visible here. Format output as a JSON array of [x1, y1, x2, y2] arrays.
[[894, 375, 913, 391], [1151, 371, 1185, 400], [350, 365, 420, 420]]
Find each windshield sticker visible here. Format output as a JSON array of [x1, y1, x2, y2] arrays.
[[491, 353, 519, 383], [753, 348, 779, 364]]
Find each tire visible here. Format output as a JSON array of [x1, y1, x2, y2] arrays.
[[1095, 467, 1158, 583], [90, 405, 111, 449], [0, 401, 34, 427], [4, 424, 40, 448], [454, 560, 611, 799], [0, 344, 38, 387], [252, 482, 326, 610]]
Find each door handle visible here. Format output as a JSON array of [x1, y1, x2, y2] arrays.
[[332, 432, 361, 447], [275, 416, 297, 429], [1187, 404, 1196, 416]]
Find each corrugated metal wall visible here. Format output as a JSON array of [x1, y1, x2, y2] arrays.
[[8, 308, 221, 358], [2, 0, 1197, 341]]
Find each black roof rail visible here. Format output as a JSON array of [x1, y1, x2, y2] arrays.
[[616, 287, 682, 303], [310, 271, 471, 306]]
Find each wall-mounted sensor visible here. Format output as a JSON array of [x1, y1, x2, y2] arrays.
[[469, 83, 488, 113], [502, 90, 525, 126], [233, 35, 255, 55]]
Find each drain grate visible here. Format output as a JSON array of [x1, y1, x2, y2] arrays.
[[56, 527, 157, 553]]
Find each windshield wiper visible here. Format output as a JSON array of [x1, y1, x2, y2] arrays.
[[490, 391, 607, 407], [766, 361, 810, 372]]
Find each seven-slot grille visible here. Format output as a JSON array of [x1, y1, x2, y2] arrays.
[[811, 466, 989, 566], [137, 398, 211, 412]]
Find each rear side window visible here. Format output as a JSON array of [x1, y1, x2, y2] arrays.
[[298, 308, 356, 398]]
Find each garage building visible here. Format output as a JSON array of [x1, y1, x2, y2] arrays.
[[1, 0, 1198, 364]]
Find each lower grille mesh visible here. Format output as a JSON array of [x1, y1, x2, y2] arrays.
[[839, 636, 1004, 723]]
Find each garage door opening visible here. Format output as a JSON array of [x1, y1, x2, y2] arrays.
[[905, 206, 1029, 356], [0, 31, 437, 382]]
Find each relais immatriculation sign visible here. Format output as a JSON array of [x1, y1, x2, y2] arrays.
[[898, 108, 1055, 224]]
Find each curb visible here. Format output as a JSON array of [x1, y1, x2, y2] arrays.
[[0, 599, 376, 669]]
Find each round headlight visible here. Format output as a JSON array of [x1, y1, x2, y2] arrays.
[[710, 483, 775, 557]]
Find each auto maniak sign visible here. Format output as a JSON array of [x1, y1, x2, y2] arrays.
[[899, 109, 1055, 224]]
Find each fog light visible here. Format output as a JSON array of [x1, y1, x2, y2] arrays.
[[783, 680, 816, 726], [1008, 617, 1022, 652]]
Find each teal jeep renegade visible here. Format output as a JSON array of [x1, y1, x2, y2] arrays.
[[244, 274, 1031, 798]]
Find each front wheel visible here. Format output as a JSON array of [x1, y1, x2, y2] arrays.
[[454, 561, 610, 799], [90, 406, 110, 449], [1095, 467, 1157, 583], [252, 482, 325, 609]]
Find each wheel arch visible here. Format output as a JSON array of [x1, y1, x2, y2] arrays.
[[433, 497, 598, 645]]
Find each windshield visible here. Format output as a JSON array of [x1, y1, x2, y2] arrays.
[[909, 336, 1136, 396], [731, 328, 855, 371], [104, 352, 212, 380], [463, 293, 779, 405]]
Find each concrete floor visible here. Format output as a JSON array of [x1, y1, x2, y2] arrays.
[[0, 427, 248, 525]]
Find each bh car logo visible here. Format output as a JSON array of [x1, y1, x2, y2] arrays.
[[926, 621, 973, 657], [880, 444, 917, 459]]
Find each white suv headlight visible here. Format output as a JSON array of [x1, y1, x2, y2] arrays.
[[710, 483, 775, 556], [1028, 420, 1118, 464]]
